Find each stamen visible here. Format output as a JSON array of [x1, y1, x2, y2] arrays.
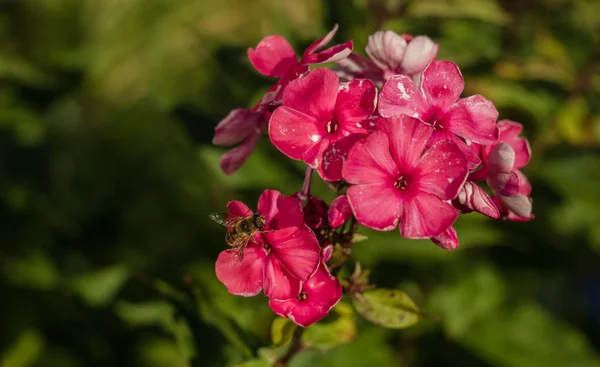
[[297, 290, 307, 300], [394, 175, 408, 190], [326, 121, 338, 133]]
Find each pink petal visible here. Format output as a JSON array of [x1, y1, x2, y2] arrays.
[[227, 201, 253, 218], [302, 138, 329, 170], [219, 131, 261, 175], [267, 225, 320, 282], [301, 195, 329, 229], [400, 36, 439, 75], [497, 119, 523, 140], [381, 115, 433, 171], [322, 245, 334, 262], [401, 193, 458, 238], [302, 42, 354, 64], [431, 225, 459, 250], [415, 139, 468, 200], [328, 195, 352, 229], [500, 194, 532, 219], [342, 131, 397, 185], [334, 78, 377, 123], [304, 24, 340, 56], [515, 170, 532, 196], [263, 255, 302, 300], [456, 181, 500, 218], [445, 95, 499, 145], [428, 130, 481, 170], [281, 68, 339, 123], [257, 190, 304, 233], [269, 106, 321, 161], [378, 75, 428, 119], [247, 35, 298, 78], [420, 60, 464, 110], [215, 244, 266, 296], [213, 108, 262, 146], [346, 183, 401, 231], [487, 143, 515, 174], [497, 120, 531, 169], [319, 134, 365, 182], [334, 53, 383, 85], [365, 30, 407, 71]]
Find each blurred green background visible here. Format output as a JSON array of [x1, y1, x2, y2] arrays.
[[1, 0, 600, 366]]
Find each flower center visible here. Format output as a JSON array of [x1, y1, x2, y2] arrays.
[[394, 175, 408, 190], [263, 243, 271, 254], [326, 121, 338, 134], [297, 290, 307, 301]]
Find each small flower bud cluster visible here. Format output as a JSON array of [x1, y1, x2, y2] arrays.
[[213, 26, 533, 327]]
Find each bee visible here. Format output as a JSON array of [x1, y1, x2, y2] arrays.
[[209, 212, 267, 265]]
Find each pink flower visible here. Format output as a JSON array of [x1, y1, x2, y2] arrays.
[[469, 120, 533, 220], [378, 60, 499, 168], [454, 181, 500, 218], [269, 68, 378, 181], [215, 190, 321, 300], [328, 195, 352, 229], [431, 226, 459, 250], [336, 31, 438, 87], [342, 115, 468, 238], [269, 246, 342, 327], [299, 194, 329, 230]]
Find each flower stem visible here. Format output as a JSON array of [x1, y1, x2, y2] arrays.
[[275, 326, 305, 366], [297, 166, 313, 206]]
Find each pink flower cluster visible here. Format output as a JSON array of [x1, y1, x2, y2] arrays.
[[213, 26, 533, 327]]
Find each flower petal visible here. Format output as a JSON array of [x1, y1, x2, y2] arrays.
[[415, 139, 468, 200], [431, 225, 459, 250], [500, 194, 532, 219], [401, 193, 457, 238], [334, 78, 377, 123], [497, 120, 531, 169], [319, 134, 365, 182], [219, 131, 261, 175], [267, 225, 320, 282], [400, 36, 438, 75], [420, 60, 464, 110], [269, 106, 321, 161], [342, 131, 397, 185], [215, 244, 266, 296], [304, 24, 339, 55], [445, 95, 499, 145], [257, 190, 304, 233], [328, 195, 352, 229], [281, 68, 339, 122], [302, 42, 354, 64], [213, 108, 262, 146], [227, 201, 253, 218], [247, 35, 298, 78], [365, 30, 407, 71], [381, 115, 433, 171], [428, 130, 481, 170], [456, 181, 500, 218], [346, 183, 401, 231], [263, 255, 302, 300], [378, 75, 428, 119]]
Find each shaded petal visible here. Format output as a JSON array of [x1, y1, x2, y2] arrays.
[[328, 195, 352, 229], [401, 36, 438, 75], [215, 244, 266, 296], [303, 42, 354, 64], [431, 226, 459, 250], [304, 24, 339, 55], [445, 95, 499, 145], [213, 108, 262, 146], [365, 30, 407, 71], [378, 75, 428, 118], [227, 201, 253, 218], [401, 193, 457, 238], [456, 181, 500, 218], [500, 194, 532, 219], [428, 130, 481, 170], [282, 68, 338, 122], [257, 190, 304, 232], [319, 134, 365, 182], [269, 106, 321, 161], [421, 60, 464, 110], [263, 255, 302, 300], [334, 78, 377, 123], [267, 225, 320, 282], [346, 183, 401, 231], [334, 53, 383, 85], [248, 35, 298, 78], [219, 131, 260, 175], [302, 138, 329, 170], [381, 115, 433, 171], [415, 139, 468, 200], [498, 120, 531, 169], [342, 131, 397, 185], [515, 170, 532, 196]]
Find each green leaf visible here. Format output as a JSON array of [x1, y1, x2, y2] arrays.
[[271, 317, 298, 347], [407, 0, 510, 24], [302, 303, 357, 351], [2, 252, 61, 290], [353, 289, 420, 329], [70, 264, 131, 307], [0, 329, 45, 367]]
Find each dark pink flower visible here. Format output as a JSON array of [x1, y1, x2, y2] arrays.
[[378, 60, 499, 168], [269, 247, 342, 327], [342, 115, 468, 238], [215, 190, 320, 300], [328, 195, 352, 228], [269, 68, 378, 181], [299, 194, 329, 230], [469, 120, 533, 221], [336, 31, 438, 87]]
